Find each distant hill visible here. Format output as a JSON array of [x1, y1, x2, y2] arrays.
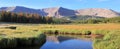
[[0, 6, 120, 18], [0, 6, 46, 16], [75, 8, 120, 18]]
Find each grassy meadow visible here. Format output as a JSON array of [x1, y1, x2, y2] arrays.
[[0, 23, 120, 49], [0, 25, 46, 48]]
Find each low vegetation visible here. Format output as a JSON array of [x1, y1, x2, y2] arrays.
[[93, 30, 120, 49], [0, 26, 46, 48], [71, 15, 120, 24], [0, 23, 119, 49]]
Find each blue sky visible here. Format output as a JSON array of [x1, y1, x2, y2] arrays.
[[0, 0, 120, 11]]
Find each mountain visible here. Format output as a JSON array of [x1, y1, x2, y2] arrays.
[[42, 7, 75, 18], [0, 6, 75, 17], [75, 8, 120, 18], [0, 6, 46, 16], [0, 6, 120, 18]]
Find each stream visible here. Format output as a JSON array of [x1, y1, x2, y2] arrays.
[[41, 35, 93, 49]]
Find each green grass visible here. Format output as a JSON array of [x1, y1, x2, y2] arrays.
[[0, 26, 46, 48], [0, 23, 120, 49], [93, 30, 120, 49]]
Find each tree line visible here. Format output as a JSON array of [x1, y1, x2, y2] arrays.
[[73, 17, 120, 24], [0, 11, 54, 24], [0, 11, 71, 24]]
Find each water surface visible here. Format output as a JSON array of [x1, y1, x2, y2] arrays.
[[13, 35, 93, 49], [41, 35, 93, 49]]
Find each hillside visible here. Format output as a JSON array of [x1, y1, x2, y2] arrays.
[[42, 7, 75, 18], [0, 6, 120, 18], [0, 6, 46, 16], [75, 8, 120, 18]]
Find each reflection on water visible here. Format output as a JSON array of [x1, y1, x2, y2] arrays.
[[14, 35, 93, 49], [41, 35, 93, 49]]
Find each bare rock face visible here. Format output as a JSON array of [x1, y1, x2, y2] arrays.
[[42, 7, 76, 18], [75, 8, 120, 18], [42, 7, 60, 17]]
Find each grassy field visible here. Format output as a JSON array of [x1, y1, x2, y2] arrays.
[[0, 23, 120, 49], [0, 25, 46, 48], [14, 23, 120, 35]]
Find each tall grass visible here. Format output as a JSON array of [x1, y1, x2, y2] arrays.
[[0, 23, 120, 49], [0, 27, 46, 48], [15, 24, 120, 49], [93, 30, 120, 49]]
